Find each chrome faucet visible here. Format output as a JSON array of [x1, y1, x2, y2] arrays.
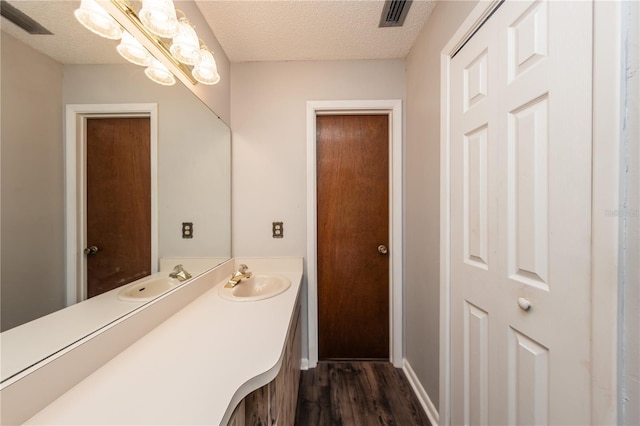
[[225, 264, 252, 288], [169, 264, 192, 282]]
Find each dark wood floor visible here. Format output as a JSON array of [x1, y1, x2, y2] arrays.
[[294, 362, 431, 426]]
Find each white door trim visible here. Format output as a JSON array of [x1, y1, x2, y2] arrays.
[[306, 99, 403, 368], [440, 1, 621, 425], [64, 103, 158, 305]]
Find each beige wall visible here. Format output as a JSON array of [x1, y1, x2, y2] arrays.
[[1, 32, 65, 331], [404, 0, 477, 409], [230, 59, 405, 359]]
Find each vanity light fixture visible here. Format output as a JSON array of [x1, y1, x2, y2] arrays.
[[117, 30, 153, 66], [74, 0, 122, 40], [74, 0, 221, 87]]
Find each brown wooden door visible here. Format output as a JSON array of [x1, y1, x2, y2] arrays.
[[317, 114, 389, 360], [86, 117, 151, 298]]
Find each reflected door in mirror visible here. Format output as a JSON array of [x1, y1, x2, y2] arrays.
[[86, 117, 151, 298]]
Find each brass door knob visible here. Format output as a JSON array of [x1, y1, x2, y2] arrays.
[[84, 246, 99, 255], [377, 244, 388, 255]]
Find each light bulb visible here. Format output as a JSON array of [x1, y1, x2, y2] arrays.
[[117, 31, 152, 66], [139, 0, 179, 38], [74, 0, 122, 40], [145, 59, 176, 86], [169, 18, 200, 65], [193, 48, 220, 85]]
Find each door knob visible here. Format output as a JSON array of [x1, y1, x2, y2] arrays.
[[518, 297, 532, 312], [84, 246, 99, 255], [377, 244, 388, 255]]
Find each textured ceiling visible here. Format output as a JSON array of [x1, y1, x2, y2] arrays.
[[1, 0, 124, 64], [1, 0, 435, 65], [195, 0, 436, 62]]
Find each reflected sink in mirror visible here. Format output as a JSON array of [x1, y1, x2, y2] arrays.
[[117, 275, 186, 302], [219, 275, 291, 302]]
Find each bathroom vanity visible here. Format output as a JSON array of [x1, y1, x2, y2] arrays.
[[228, 298, 301, 425], [3, 258, 302, 425]]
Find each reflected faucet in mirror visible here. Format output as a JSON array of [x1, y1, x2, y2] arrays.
[[169, 264, 192, 282]]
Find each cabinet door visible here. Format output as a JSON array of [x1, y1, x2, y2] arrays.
[[244, 302, 301, 425], [227, 400, 245, 426]]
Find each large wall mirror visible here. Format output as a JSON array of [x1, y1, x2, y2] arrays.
[[0, 1, 231, 383]]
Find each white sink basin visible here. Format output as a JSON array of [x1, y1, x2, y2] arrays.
[[219, 274, 291, 302], [118, 276, 182, 301]]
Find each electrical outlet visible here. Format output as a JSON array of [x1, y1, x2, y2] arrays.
[[182, 222, 193, 239], [272, 221, 283, 238]]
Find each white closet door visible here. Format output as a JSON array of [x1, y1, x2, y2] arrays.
[[449, 1, 593, 424]]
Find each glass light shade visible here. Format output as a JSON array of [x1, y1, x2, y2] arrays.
[[145, 59, 176, 86], [117, 31, 152, 66], [139, 0, 179, 38], [74, 0, 122, 40], [169, 18, 200, 65], [192, 49, 220, 85]]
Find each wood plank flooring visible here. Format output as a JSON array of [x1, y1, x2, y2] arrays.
[[295, 362, 431, 426]]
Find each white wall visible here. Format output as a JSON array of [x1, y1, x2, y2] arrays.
[[230, 59, 405, 359], [1, 32, 65, 331], [404, 0, 477, 410]]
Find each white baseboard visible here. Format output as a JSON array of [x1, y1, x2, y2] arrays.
[[301, 358, 310, 370], [403, 359, 440, 426]]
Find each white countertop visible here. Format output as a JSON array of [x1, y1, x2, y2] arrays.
[[1, 257, 226, 384], [24, 259, 302, 425]]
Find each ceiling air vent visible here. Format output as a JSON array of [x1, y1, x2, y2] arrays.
[[0, 0, 52, 35], [379, 0, 412, 28]]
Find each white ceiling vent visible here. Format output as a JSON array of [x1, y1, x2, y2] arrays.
[[379, 0, 412, 28], [1, 0, 52, 35]]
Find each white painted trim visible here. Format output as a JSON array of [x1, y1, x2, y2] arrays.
[[65, 104, 158, 305], [439, 53, 453, 426], [300, 358, 310, 371], [591, 2, 624, 424], [403, 359, 440, 426], [306, 100, 403, 368]]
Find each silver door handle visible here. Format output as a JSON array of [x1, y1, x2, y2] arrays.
[[377, 244, 388, 255], [84, 246, 99, 255]]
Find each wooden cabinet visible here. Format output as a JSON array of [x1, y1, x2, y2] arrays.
[[228, 301, 301, 426], [227, 400, 245, 426], [272, 300, 302, 424]]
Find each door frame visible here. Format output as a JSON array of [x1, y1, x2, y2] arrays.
[[439, 1, 621, 425], [65, 103, 158, 305], [306, 99, 403, 368]]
